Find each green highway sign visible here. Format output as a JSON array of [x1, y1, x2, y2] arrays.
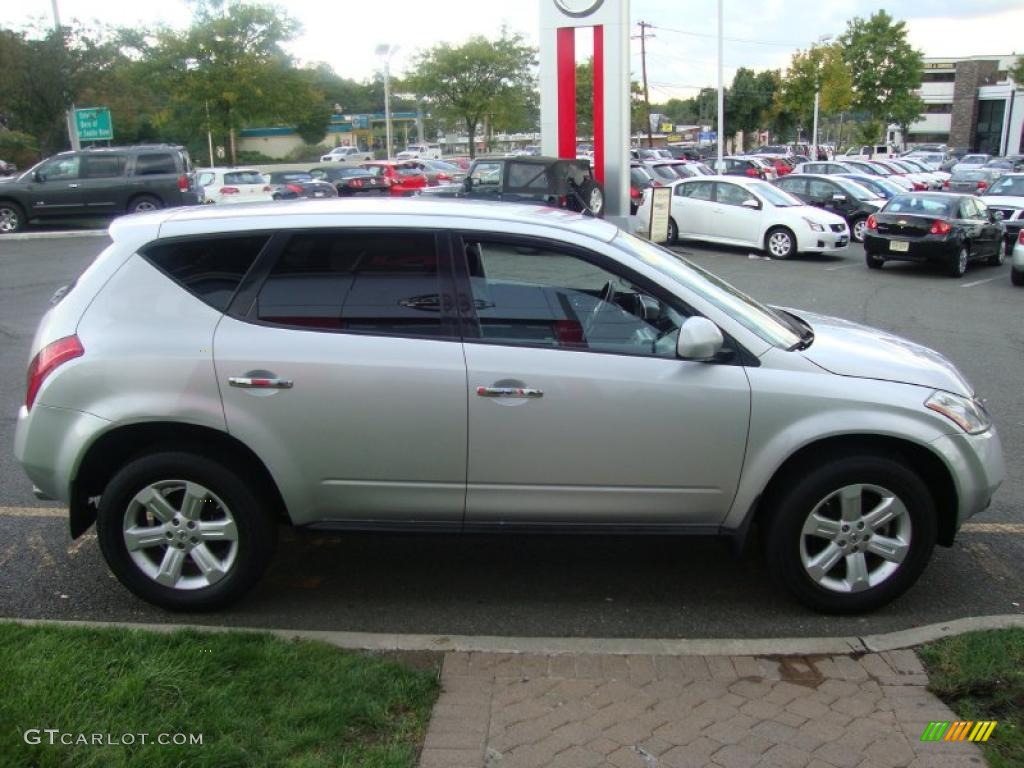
[[75, 108, 113, 141]]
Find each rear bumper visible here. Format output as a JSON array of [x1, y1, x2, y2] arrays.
[[864, 233, 957, 263]]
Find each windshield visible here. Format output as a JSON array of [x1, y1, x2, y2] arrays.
[[614, 231, 801, 349], [986, 175, 1024, 196], [953, 170, 987, 181], [833, 178, 879, 201], [960, 155, 988, 164], [749, 182, 802, 207]]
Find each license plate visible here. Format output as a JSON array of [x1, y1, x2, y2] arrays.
[[314, 191, 325, 197], [890, 240, 910, 252]]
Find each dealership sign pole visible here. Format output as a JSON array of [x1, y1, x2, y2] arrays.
[[540, 0, 631, 223]]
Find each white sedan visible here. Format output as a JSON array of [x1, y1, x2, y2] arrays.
[[195, 168, 274, 205], [639, 175, 849, 259]]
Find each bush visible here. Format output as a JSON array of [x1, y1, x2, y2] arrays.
[[234, 149, 277, 164], [284, 143, 332, 163], [0, 130, 41, 171]]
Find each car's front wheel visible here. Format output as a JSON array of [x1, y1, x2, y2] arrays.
[[765, 227, 796, 259], [0, 201, 25, 234], [96, 452, 277, 610], [764, 455, 936, 613], [850, 216, 868, 243]]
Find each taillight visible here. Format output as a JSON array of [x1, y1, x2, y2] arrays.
[[943, 179, 950, 188], [220, 186, 239, 195], [25, 335, 84, 410], [177, 174, 189, 191], [349, 179, 364, 188], [745, 168, 759, 177], [437, 173, 451, 182], [630, 186, 642, 200], [977, 181, 988, 191], [1018, 230, 1024, 244], [913, 182, 926, 191], [866, 214, 877, 231], [929, 219, 952, 235], [286, 184, 303, 194]]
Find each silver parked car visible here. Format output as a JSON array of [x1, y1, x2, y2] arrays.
[[15, 200, 1005, 613]]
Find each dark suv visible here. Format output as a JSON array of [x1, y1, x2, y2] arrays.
[[0, 144, 199, 234]]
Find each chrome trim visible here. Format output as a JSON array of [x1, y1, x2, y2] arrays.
[[228, 376, 293, 389], [476, 386, 544, 398]]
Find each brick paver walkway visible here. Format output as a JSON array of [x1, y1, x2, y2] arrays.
[[418, 649, 985, 768]]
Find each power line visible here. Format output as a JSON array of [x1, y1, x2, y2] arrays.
[[651, 23, 821, 48]]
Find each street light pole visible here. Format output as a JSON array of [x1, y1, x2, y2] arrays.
[[51, 0, 80, 150], [716, 0, 724, 166], [811, 35, 832, 160], [376, 44, 398, 160]]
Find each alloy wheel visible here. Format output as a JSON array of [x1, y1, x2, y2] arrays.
[[122, 479, 239, 590], [0, 206, 21, 233], [852, 218, 867, 243], [767, 231, 793, 258], [799, 483, 912, 594]]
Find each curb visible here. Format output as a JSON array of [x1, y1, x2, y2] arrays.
[[5, 613, 1024, 657], [1, 230, 109, 241]]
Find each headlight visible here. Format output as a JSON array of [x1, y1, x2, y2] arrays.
[[925, 391, 992, 434], [803, 217, 824, 232]]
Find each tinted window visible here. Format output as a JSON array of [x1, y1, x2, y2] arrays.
[[987, 175, 1024, 196], [143, 235, 269, 311], [39, 155, 80, 181], [507, 162, 550, 189], [470, 162, 503, 187], [462, 239, 687, 357], [81, 155, 127, 178], [679, 181, 713, 200], [777, 177, 807, 195], [885, 196, 953, 216], [134, 153, 177, 175], [807, 179, 836, 199], [715, 183, 755, 206], [256, 231, 446, 337]]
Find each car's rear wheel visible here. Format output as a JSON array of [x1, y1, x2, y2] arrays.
[[764, 455, 936, 613], [668, 216, 679, 245], [96, 452, 277, 610], [865, 251, 884, 269], [987, 242, 1005, 266], [0, 201, 25, 234], [949, 245, 968, 278], [765, 227, 795, 259], [128, 195, 162, 214]]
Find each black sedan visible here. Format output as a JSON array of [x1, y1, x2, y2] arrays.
[[773, 173, 883, 242], [308, 166, 390, 196], [264, 171, 337, 200], [863, 192, 1006, 277]]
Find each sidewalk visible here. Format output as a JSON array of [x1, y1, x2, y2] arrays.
[[419, 649, 984, 768]]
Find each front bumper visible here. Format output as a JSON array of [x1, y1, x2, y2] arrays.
[[930, 426, 1006, 532], [801, 228, 849, 253]]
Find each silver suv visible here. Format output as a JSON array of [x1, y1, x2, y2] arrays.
[[15, 200, 1005, 612]]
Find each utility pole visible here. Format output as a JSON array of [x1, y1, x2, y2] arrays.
[[51, 0, 80, 150], [716, 0, 724, 166], [634, 21, 654, 148]]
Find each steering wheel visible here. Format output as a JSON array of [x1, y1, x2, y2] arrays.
[[583, 281, 616, 338]]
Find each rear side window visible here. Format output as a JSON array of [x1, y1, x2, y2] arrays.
[[254, 231, 448, 337], [142, 235, 270, 311], [133, 153, 177, 175], [81, 155, 127, 178]]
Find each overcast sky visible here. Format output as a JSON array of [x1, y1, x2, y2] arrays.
[[3, 0, 1022, 101]]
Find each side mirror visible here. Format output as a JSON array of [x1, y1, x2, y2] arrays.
[[741, 198, 761, 209], [991, 210, 1003, 222], [832, 194, 847, 202], [677, 317, 724, 361], [463, 177, 473, 191], [34, 170, 45, 183]]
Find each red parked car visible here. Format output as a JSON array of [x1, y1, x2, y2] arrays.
[[360, 162, 428, 196], [762, 155, 795, 176]]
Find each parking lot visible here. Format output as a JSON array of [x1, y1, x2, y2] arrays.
[[0, 232, 1020, 639]]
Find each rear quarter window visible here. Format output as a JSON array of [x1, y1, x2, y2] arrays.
[[133, 153, 178, 175], [141, 235, 270, 311]]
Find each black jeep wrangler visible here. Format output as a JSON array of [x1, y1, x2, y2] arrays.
[[420, 155, 605, 217]]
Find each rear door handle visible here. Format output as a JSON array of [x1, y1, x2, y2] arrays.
[[67, 183, 79, 188], [476, 386, 543, 398], [229, 376, 293, 389]]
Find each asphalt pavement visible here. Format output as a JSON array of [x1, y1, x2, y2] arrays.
[[0, 232, 1020, 639]]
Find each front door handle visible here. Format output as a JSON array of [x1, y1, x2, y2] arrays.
[[67, 183, 80, 188], [229, 376, 293, 389], [476, 386, 543, 398]]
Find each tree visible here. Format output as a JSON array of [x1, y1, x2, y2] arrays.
[[403, 30, 536, 158], [1007, 54, 1024, 85], [726, 67, 780, 150], [839, 10, 924, 147], [775, 43, 853, 143]]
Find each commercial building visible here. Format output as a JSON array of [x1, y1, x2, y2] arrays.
[[900, 55, 1023, 154]]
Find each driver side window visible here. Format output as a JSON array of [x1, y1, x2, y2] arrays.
[[470, 162, 503, 188], [461, 238, 688, 358], [39, 155, 80, 181]]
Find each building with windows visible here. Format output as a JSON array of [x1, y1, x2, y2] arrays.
[[898, 55, 1023, 154]]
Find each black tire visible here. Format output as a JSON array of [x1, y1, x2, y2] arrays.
[[987, 241, 1005, 266], [865, 251, 884, 269], [850, 216, 868, 244], [96, 452, 277, 610], [764, 454, 937, 614], [572, 178, 605, 218], [948, 245, 968, 278], [0, 200, 25, 234], [765, 227, 796, 259], [127, 194, 162, 215], [668, 216, 679, 245], [1012, 268, 1024, 287]]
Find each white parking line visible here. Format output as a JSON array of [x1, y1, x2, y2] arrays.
[[960, 277, 999, 288], [0, 506, 65, 518], [824, 263, 859, 271]]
